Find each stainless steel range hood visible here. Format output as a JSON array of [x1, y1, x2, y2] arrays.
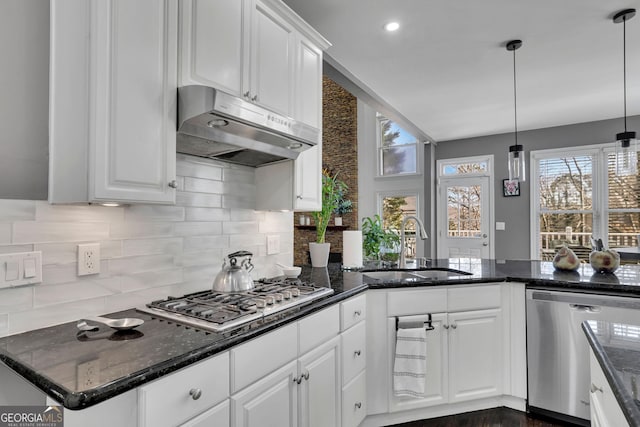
[[177, 86, 319, 167]]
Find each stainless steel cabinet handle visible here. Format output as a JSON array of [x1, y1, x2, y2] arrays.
[[296, 195, 303, 199], [168, 180, 178, 189], [354, 350, 361, 357], [189, 388, 202, 400], [451, 323, 457, 329], [443, 324, 449, 329], [354, 310, 362, 317], [483, 242, 488, 246], [303, 371, 310, 381], [590, 383, 603, 394], [294, 375, 302, 384], [243, 91, 250, 98], [251, 95, 258, 102], [355, 402, 362, 409]]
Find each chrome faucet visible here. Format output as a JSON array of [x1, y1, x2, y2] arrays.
[[399, 216, 429, 268]]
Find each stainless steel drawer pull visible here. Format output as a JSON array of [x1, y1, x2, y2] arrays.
[[168, 180, 178, 189], [590, 383, 603, 394], [355, 402, 362, 409], [189, 388, 202, 400], [354, 310, 362, 316], [451, 323, 457, 329], [443, 324, 449, 329], [354, 350, 361, 357]]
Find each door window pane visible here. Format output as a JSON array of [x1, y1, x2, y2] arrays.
[[447, 185, 482, 238]]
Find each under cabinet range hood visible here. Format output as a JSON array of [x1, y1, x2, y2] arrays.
[[177, 86, 319, 167]]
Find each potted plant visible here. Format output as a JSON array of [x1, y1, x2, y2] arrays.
[[333, 189, 353, 226], [362, 214, 401, 265], [309, 171, 347, 267]]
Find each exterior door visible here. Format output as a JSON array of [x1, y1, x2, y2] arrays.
[[438, 176, 491, 258]]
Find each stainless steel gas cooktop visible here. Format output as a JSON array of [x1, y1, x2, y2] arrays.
[[137, 277, 333, 332]]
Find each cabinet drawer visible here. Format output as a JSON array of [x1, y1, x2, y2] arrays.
[[387, 288, 447, 316], [299, 304, 339, 354], [180, 399, 229, 427], [448, 285, 501, 312], [342, 370, 366, 427], [341, 294, 366, 331], [139, 352, 229, 427], [341, 321, 366, 385], [231, 322, 297, 392]]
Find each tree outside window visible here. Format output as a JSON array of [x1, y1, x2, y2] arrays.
[[377, 114, 418, 176]]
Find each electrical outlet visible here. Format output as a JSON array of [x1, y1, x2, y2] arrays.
[[267, 235, 280, 255], [77, 359, 100, 389], [78, 243, 100, 276]]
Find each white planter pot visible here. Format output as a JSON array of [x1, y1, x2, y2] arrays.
[[334, 217, 343, 226], [309, 242, 331, 267]]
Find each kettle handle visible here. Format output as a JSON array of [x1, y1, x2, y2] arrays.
[[228, 250, 253, 259]]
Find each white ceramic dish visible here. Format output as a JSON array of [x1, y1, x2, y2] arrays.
[[281, 266, 302, 278]]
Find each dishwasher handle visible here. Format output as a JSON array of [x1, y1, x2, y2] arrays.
[[569, 303, 602, 313]]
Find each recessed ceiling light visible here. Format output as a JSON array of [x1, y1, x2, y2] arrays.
[[384, 22, 400, 32]]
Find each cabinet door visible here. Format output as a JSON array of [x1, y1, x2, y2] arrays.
[[248, 0, 294, 116], [231, 360, 298, 427], [298, 336, 341, 427], [295, 35, 322, 128], [293, 145, 321, 211], [179, 0, 244, 94], [91, 0, 177, 203], [448, 309, 503, 403], [388, 313, 448, 413]]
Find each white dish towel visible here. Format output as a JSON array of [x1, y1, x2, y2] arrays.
[[393, 327, 427, 398]]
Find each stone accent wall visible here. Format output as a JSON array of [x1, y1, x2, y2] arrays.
[[294, 76, 358, 265]]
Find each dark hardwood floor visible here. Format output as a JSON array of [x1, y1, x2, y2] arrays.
[[386, 407, 577, 427]]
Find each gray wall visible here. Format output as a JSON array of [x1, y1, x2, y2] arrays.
[[0, 1, 49, 200], [435, 115, 640, 259]]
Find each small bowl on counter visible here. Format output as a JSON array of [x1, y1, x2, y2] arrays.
[[281, 266, 302, 279]]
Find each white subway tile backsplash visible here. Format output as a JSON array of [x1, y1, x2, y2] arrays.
[[183, 235, 229, 251], [223, 221, 259, 235], [110, 222, 173, 239], [108, 254, 175, 275], [185, 207, 228, 222], [13, 222, 110, 244], [0, 200, 36, 221], [184, 177, 224, 194], [176, 192, 222, 208], [0, 156, 294, 337], [173, 222, 222, 237], [0, 287, 33, 313], [0, 224, 11, 244], [124, 205, 185, 222], [33, 281, 114, 308], [35, 203, 124, 223], [122, 238, 183, 257]]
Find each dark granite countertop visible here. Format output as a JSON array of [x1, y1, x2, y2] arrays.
[[583, 320, 640, 426], [2, 258, 640, 410]]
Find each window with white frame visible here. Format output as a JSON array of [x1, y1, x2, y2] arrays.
[[532, 144, 640, 261], [377, 192, 419, 258], [376, 113, 419, 176]]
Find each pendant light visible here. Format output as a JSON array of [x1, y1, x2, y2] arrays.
[[506, 40, 525, 182], [613, 8, 637, 176]]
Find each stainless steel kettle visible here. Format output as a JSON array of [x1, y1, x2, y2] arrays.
[[212, 251, 255, 292]]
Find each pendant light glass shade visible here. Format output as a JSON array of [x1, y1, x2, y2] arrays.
[[506, 40, 525, 182], [508, 144, 525, 181], [613, 9, 637, 176], [615, 131, 638, 175]]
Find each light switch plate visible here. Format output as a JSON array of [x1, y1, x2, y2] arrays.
[[496, 222, 506, 231], [0, 251, 42, 288], [267, 235, 280, 255]]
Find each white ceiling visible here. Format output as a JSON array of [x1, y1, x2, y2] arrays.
[[283, 0, 640, 142]]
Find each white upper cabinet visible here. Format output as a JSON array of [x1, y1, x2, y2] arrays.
[[49, 0, 178, 204], [179, 0, 328, 124]]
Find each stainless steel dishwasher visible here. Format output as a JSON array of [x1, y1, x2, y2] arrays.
[[526, 289, 640, 425]]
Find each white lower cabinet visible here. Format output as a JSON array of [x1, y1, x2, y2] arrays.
[[342, 371, 366, 427], [589, 350, 629, 427], [231, 360, 299, 427], [181, 400, 230, 427]]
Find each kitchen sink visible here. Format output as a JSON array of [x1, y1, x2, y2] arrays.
[[363, 268, 472, 283]]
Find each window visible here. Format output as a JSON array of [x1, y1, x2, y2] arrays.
[[378, 193, 419, 258], [532, 144, 640, 260], [377, 114, 418, 176]]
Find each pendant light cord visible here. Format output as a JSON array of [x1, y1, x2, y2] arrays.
[[513, 47, 518, 144], [623, 17, 628, 132]]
